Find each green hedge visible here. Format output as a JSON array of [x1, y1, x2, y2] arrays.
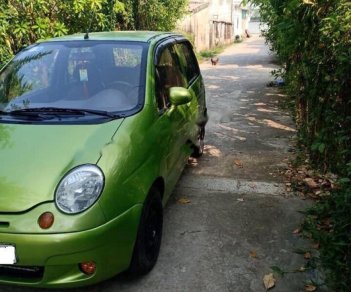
[[250, 0, 351, 290], [0, 0, 188, 66]]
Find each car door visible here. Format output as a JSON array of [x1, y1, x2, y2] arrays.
[[153, 41, 190, 191], [174, 40, 207, 142]]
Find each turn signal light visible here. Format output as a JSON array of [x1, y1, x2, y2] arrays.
[[38, 212, 54, 229], [80, 261, 96, 275]]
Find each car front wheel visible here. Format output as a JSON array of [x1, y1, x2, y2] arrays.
[[128, 188, 163, 276]]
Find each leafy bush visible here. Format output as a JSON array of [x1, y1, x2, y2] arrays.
[[251, 0, 351, 174], [199, 46, 225, 58], [0, 0, 124, 66], [303, 182, 351, 291], [249, 0, 351, 290], [0, 0, 188, 67]]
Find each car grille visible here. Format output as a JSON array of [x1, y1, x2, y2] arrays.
[[0, 265, 44, 279]]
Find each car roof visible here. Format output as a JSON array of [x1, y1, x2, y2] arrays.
[[43, 31, 182, 43]]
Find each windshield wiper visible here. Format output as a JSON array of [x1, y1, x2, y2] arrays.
[[6, 107, 119, 119], [0, 109, 49, 120]]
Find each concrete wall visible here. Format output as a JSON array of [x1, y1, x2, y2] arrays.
[[232, 3, 242, 38], [208, 0, 233, 47], [179, 0, 250, 51], [178, 3, 210, 51], [232, 1, 251, 39], [209, 21, 233, 48]]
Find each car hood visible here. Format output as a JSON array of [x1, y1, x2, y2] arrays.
[[0, 120, 123, 212]]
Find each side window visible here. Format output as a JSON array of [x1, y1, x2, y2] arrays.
[[155, 45, 186, 110], [175, 42, 200, 85]]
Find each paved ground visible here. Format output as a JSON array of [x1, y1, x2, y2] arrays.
[[2, 35, 317, 291]]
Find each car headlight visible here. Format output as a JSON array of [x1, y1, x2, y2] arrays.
[[55, 165, 104, 214]]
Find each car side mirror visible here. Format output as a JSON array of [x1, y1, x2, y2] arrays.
[[169, 87, 192, 106]]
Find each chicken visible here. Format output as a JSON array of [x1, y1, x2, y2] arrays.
[[210, 57, 219, 66]]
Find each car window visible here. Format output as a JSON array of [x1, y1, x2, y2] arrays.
[[0, 41, 147, 116], [155, 44, 186, 110], [0, 47, 59, 104], [175, 42, 200, 85]]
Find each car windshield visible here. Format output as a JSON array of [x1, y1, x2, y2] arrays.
[[0, 41, 147, 119]]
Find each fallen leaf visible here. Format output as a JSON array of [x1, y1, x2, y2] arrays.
[[304, 178, 319, 189], [248, 182, 257, 189], [313, 190, 322, 196], [303, 0, 315, 5], [305, 284, 317, 291], [312, 242, 320, 249], [292, 228, 301, 234], [177, 197, 191, 204], [234, 159, 244, 168], [250, 250, 257, 258], [263, 273, 276, 290], [304, 252, 311, 259]]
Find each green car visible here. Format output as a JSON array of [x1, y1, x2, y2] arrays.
[[0, 31, 207, 287]]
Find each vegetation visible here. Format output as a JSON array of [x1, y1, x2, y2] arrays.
[[199, 46, 225, 58], [195, 44, 229, 63], [0, 0, 188, 66], [249, 0, 351, 290]]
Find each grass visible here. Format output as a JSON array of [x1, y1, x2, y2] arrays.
[[195, 45, 226, 63], [195, 38, 245, 63]]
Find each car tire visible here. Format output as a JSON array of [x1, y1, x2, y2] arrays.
[[191, 125, 205, 158], [128, 187, 163, 276]]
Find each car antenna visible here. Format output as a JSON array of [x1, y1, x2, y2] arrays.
[[84, 12, 94, 40]]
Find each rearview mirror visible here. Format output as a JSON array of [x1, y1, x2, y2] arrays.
[[169, 87, 192, 106]]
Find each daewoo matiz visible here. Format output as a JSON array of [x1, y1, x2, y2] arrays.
[[0, 31, 207, 287]]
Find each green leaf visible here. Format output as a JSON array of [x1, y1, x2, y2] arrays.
[[318, 143, 325, 153], [338, 178, 351, 184]]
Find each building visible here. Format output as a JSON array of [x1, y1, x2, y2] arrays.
[[178, 1, 210, 51], [178, 1, 252, 51], [232, 1, 251, 39], [208, 0, 233, 47]]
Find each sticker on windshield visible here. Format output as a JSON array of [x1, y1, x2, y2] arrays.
[[79, 69, 88, 81]]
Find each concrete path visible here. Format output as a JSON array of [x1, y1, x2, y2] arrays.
[[2, 35, 314, 292]]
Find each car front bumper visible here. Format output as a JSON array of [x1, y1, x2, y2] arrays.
[[0, 204, 142, 288]]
